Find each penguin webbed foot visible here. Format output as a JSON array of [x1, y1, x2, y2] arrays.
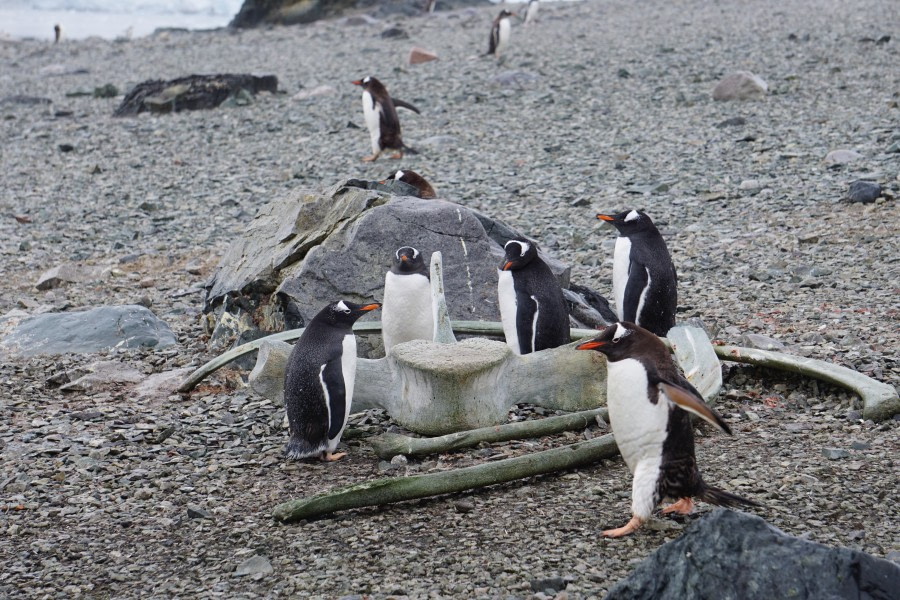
[[661, 497, 694, 516], [602, 515, 643, 538], [362, 154, 379, 163], [389, 152, 403, 160], [320, 451, 347, 462]]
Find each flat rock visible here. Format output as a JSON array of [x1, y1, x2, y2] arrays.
[[740, 333, 787, 351], [712, 71, 768, 101], [607, 509, 900, 599], [59, 361, 144, 393], [35, 264, 108, 290], [0, 305, 177, 357], [408, 46, 438, 65], [291, 85, 336, 101], [825, 149, 863, 165], [234, 555, 273, 577]]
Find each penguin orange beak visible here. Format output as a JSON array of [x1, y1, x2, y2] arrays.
[[351, 80, 363, 86], [502, 261, 513, 271], [597, 214, 614, 222], [400, 255, 408, 262], [576, 340, 606, 350], [360, 303, 381, 311]]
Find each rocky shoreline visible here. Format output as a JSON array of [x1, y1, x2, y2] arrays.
[[1, 0, 898, 597]]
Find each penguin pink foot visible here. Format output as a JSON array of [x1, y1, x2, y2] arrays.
[[661, 497, 694, 515], [389, 152, 403, 159], [362, 154, 380, 163], [603, 516, 643, 538], [321, 451, 347, 462]]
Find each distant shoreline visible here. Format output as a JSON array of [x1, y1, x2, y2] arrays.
[[0, 8, 234, 41]]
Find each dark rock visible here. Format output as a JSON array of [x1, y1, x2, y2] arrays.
[[564, 283, 617, 328], [380, 27, 408, 39], [0, 305, 177, 357], [58, 144, 75, 153], [187, 505, 213, 519], [0, 95, 52, 106], [230, 0, 356, 28], [530, 576, 568, 593], [492, 71, 541, 88], [617, 68, 631, 78], [846, 180, 882, 204], [114, 74, 278, 116], [716, 116, 746, 128], [93, 84, 119, 98], [203, 180, 571, 333], [607, 510, 900, 600]]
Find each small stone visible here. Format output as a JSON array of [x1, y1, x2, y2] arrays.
[[739, 179, 761, 192], [454, 500, 475, 513], [740, 333, 786, 351], [825, 149, 863, 165], [58, 143, 74, 152], [187, 505, 212, 519], [617, 68, 631, 78], [530, 576, 567, 593], [712, 71, 768, 101], [570, 197, 590, 207], [716, 116, 747, 128], [822, 448, 850, 460], [408, 47, 438, 65], [845, 410, 863, 421], [380, 27, 408, 39], [234, 555, 273, 577], [93, 84, 118, 98], [845, 180, 881, 203], [139, 277, 155, 288], [850, 441, 870, 450], [291, 85, 336, 101], [390, 454, 408, 466]]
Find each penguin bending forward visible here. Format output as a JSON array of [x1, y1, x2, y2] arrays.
[[382, 169, 436, 199], [577, 322, 759, 537], [498, 239, 570, 355], [284, 300, 380, 461], [352, 76, 420, 162], [487, 10, 515, 56], [596, 209, 677, 337], [382, 246, 434, 354]]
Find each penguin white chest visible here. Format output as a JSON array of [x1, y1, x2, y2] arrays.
[[382, 272, 434, 353], [606, 358, 669, 474], [612, 236, 632, 321], [497, 19, 511, 52], [361, 91, 382, 152], [497, 269, 520, 354]]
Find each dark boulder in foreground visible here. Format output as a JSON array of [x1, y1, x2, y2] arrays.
[[114, 74, 278, 116], [0, 305, 177, 357], [607, 509, 900, 600], [230, 0, 491, 28]]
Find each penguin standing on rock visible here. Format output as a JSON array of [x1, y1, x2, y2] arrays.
[[577, 322, 759, 537], [487, 10, 515, 57], [498, 239, 570, 354], [382, 169, 436, 199], [596, 209, 677, 337], [284, 300, 380, 461], [382, 246, 434, 354], [352, 76, 420, 162]]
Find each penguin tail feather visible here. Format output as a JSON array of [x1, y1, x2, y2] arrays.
[[699, 484, 761, 509], [284, 436, 324, 460]]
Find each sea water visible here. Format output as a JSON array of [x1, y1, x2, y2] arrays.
[[0, 0, 245, 40]]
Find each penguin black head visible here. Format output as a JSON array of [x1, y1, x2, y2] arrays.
[[351, 76, 384, 94], [575, 322, 665, 363], [391, 246, 428, 276], [497, 9, 516, 18], [501, 239, 538, 271], [381, 169, 436, 199], [317, 300, 381, 329], [596, 209, 658, 235]]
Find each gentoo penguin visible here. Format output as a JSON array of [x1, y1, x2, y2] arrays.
[[54, 24, 61, 43], [352, 76, 420, 162], [382, 246, 434, 354], [487, 10, 515, 56], [596, 209, 677, 337], [284, 300, 381, 461], [382, 169, 437, 199], [577, 322, 758, 537], [423, 0, 436, 14], [523, 0, 539, 26], [498, 239, 570, 355]]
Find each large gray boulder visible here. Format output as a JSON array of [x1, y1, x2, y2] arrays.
[[607, 509, 900, 600], [0, 305, 177, 357], [204, 180, 575, 345]]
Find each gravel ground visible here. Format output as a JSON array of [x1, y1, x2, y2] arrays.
[[1, 0, 898, 597]]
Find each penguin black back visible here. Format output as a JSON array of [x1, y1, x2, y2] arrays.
[[597, 209, 677, 337], [498, 239, 570, 354], [352, 76, 420, 161], [384, 169, 436, 199]]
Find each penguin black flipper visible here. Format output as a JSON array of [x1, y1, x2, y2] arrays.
[[657, 381, 731, 434], [321, 356, 347, 440], [514, 292, 538, 354], [622, 261, 649, 324], [392, 98, 421, 114]]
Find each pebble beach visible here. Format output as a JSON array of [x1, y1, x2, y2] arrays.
[[1, 0, 898, 597]]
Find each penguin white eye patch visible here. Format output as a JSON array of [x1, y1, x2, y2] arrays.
[[612, 323, 632, 341], [625, 210, 640, 222], [505, 240, 530, 257], [395, 247, 420, 259], [335, 301, 351, 313]]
